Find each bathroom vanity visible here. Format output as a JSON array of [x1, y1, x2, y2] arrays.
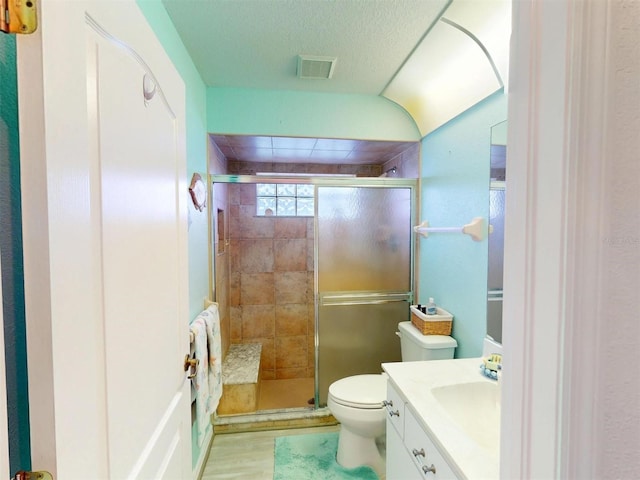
[[382, 358, 500, 479]]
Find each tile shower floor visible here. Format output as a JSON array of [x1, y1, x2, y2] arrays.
[[202, 425, 341, 480], [258, 377, 315, 410]]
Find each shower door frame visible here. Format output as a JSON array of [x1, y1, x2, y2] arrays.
[[210, 174, 417, 410], [487, 180, 505, 344]]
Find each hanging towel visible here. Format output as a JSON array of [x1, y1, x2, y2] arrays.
[[201, 304, 223, 417], [189, 304, 224, 448], [189, 317, 210, 447]]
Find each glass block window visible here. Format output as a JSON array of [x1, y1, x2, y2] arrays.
[[256, 183, 314, 216]]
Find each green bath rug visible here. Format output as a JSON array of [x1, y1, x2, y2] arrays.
[[273, 431, 379, 480]]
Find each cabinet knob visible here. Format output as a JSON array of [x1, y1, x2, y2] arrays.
[[382, 399, 393, 407], [422, 464, 437, 475], [388, 409, 400, 417], [412, 447, 426, 458]]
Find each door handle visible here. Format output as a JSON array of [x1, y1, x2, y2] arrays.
[[183, 354, 199, 379], [12, 472, 53, 480]]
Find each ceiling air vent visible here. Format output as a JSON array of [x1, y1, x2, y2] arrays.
[[297, 55, 337, 80]]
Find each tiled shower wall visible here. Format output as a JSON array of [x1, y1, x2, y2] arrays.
[[228, 183, 315, 380], [381, 143, 420, 178]]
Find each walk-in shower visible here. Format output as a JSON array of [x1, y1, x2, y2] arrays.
[[211, 174, 417, 414]]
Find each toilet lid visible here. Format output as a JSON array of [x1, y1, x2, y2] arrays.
[[329, 374, 387, 409]]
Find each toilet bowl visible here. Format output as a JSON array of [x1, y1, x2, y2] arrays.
[[327, 374, 387, 476], [327, 320, 458, 475]]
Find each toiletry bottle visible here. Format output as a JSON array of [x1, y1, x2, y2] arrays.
[[426, 297, 437, 315]]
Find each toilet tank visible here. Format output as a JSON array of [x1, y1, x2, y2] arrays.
[[397, 321, 457, 361]]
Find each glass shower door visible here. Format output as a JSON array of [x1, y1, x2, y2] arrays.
[[315, 185, 413, 406]]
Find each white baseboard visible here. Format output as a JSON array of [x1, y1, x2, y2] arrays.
[[193, 426, 213, 480]]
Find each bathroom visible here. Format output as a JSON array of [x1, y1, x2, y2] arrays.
[[183, 0, 509, 466], [3, 0, 507, 474], [201, 88, 506, 477], [2, 0, 638, 479], [168, 0, 512, 472]]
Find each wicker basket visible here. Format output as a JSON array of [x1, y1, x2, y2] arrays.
[[410, 305, 453, 335]]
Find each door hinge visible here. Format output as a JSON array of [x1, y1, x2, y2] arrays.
[[12, 472, 53, 480], [0, 0, 37, 34]]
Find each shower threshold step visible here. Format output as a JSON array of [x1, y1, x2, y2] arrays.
[[213, 406, 337, 434]]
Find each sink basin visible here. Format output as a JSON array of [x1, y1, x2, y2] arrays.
[[431, 381, 500, 452]]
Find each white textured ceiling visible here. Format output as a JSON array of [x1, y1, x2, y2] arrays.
[[161, 0, 510, 163], [162, 0, 450, 95]]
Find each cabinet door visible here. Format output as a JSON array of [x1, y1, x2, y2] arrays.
[[387, 417, 423, 480], [405, 408, 458, 479], [385, 381, 406, 437]]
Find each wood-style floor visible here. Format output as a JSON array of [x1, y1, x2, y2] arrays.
[[201, 425, 340, 479], [204, 377, 328, 478]]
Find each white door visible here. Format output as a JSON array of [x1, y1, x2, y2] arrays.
[[17, 0, 191, 478]]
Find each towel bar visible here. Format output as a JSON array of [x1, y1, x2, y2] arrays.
[[413, 217, 486, 241], [204, 298, 218, 309]]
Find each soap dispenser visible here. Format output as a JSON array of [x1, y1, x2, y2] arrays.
[[426, 297, 437, 315]]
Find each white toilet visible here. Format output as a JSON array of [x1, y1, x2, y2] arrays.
[[327, 321, 458, 475]]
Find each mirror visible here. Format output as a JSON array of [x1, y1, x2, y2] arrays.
[[487, 120, 507, 344]]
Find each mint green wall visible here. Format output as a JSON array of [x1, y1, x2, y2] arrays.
[[208, 87, 421, 141], [137, 0, 210, 468], [138, 0, 210, 323], [419, 91, 507, 358], [0, 33, 31, 473]]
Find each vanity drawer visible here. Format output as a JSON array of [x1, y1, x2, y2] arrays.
[[405, 407, 458, 479], [385, 381, 406, 437]]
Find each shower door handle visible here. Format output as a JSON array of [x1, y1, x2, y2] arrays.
[[319, 292, 412, 306]]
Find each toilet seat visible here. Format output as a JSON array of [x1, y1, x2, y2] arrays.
[[328, 374, 387, 409]]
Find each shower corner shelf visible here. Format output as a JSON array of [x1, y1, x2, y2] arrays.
[[413, 217, 486, 242]]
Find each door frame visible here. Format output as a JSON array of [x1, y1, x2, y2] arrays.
[[502, 0, 630, 478], [0, 251, 9, 479], [314, 181, 417, 406]]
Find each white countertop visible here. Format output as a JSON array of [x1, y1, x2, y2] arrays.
[[382, 358, 500, 480]]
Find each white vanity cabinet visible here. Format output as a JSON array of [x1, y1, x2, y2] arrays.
[[385, 381, 422, 480], [383, 359, 500, 479], [387, 416, 424, 480], [386, 381, 458, 480], [404, 407, 458, 479], [384, 377, 406, 437]]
